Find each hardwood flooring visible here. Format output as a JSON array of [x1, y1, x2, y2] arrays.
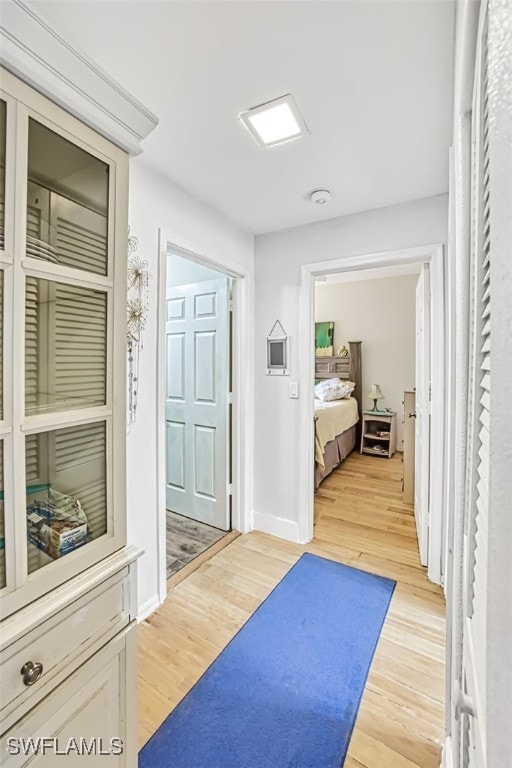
[[139, 452, 446, 767], [166, 510, 227, 577]]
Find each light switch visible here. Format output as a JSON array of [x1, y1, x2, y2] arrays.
[[289, 382, 299, 399]]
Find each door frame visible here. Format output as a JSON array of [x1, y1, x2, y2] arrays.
[[415, 263, 431, 567], [155, 228, 253, 604], [298, 243, 447, 585]]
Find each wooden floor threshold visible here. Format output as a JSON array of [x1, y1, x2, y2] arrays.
[[166, 529, 240, 591]]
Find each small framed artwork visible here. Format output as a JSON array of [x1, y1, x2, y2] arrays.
[[267, 338, 288, 375], [267, 319, 289, 375], [315, 322, 334, 357]]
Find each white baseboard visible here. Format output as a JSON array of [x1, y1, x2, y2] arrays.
[[441, 737, 453, 768], [137, 594, 161, 623], [252, 510, 300, 542]]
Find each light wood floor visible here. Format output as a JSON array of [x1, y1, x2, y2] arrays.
[[138, 452, 446, 767]]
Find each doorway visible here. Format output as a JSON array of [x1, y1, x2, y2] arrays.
[[313, 262, 431, 567], [155, 231, 253, 604], [299, 244, 447, 585], [162, 249, 234, 579]]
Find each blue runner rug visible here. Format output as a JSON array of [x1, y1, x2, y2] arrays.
[[139, 553, 395, 768]]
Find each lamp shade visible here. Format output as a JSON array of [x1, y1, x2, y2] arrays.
[[368, 384, 384, 400]]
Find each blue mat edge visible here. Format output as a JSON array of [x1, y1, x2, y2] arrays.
[[333, 560, 396, 765], [139, 552, 396, 767]]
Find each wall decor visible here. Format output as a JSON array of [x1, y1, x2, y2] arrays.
[[266, 319, 289, 375], [127, 229, 151, 423], [315, 321, 334, 357]]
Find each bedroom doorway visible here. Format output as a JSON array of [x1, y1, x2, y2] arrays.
[[299, 244, 447, 585], [161, 249, 234, 580], [313, 264, 430, 563]]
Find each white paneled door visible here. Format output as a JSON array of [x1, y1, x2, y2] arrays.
[[165, 277, 230, 531], [415, 264, 431, 566]]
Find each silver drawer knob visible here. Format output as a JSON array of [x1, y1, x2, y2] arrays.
[[21, 661, 44, 686]]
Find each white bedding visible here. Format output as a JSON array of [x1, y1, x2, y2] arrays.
[[314, 396, 359, 467]]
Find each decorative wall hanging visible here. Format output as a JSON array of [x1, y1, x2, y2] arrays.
[[266, 319, 289, 376], [315, 321, 334, 357], [127, 229, 151, 424]]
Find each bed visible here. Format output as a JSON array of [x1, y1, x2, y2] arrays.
[[314, 341, 362, 489]]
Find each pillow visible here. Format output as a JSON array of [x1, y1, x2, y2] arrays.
[[314, 378, 355, 402]]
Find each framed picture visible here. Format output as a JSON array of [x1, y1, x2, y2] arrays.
[[266, 338, 288, 375], [266, 319, 289, 375], [315, 321, 334, 357]]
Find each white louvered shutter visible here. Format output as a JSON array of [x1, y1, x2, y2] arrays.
[[461, 12, 491, 768], [52, 283, 107, 408], [25, 276, 39, 416], [54, 207, 107, 275], [24, 257, 108, 572], [52, 422, 107, 541]]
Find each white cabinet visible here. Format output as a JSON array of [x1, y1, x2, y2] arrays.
[[1, 626, 137, 767], [0, 67, 139, 768]]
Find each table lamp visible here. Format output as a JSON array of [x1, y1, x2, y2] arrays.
[[368, 384, 384, 412]]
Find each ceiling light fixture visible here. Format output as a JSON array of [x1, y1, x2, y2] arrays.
[[240, 94, 309, 148], [310, 189, 332, 205]]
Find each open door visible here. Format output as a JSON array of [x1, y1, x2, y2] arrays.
[[165, 277, 231, 531], [415, 264, 431, 566]]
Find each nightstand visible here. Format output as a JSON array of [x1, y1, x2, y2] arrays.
[[360, 411, 397, 458]]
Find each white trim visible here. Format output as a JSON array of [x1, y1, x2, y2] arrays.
[[155, 229, 254, 606], [0, 0, 158, 155], [252, 511, 300, 542], [428, 245, 446, 585], [1, 544, 141, 650], [298, 243, 447, 584], [441, 737, 453, 768], [137, 594, 161, 624], [155, 232, 168, 608]]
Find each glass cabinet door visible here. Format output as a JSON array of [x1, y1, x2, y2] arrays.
[[0, 441, 5, 589], [0, 96, 7, 593], [0, 268, 3, 421], [26, 118, 109, 275], [25, 278, 107, 415], [0, 68, 127, 616], [26, 423, 107, 575], [23, 116, 113, 574], [0, 99, 6, 251]]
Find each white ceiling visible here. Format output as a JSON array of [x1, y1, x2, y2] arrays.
[[32, 0, 455, 235]]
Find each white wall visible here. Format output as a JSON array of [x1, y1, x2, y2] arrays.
[[253, 194, 448, 536], [315, 274, 417, 447], [127, 158, 253, 618], [167, 252, 222, 289]]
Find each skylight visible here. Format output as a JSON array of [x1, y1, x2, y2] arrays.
[[239, 94, 309, 148]]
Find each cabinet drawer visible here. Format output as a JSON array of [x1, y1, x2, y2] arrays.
[[1, 625, 137, 767], [0, 569, 129, 734]]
